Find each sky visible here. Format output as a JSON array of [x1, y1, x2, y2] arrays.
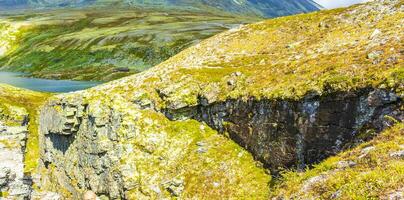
[[314, 0, 371, 9]]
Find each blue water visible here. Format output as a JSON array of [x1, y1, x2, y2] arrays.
[[0, 72, 101, 93]]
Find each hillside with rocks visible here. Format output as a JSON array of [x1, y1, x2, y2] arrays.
[[32, 0, 403, 199]]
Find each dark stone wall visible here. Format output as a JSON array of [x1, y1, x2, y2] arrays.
[[166, 89, 402, 172]]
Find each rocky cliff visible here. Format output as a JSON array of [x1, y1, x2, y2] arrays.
[[37, 0, 403, 199], [0, 84, 52, 199]]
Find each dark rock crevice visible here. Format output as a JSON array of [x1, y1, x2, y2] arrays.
[[163, 88, 403, 173]]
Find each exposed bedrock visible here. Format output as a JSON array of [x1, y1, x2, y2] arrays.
[[164, 89, 403, 172], [38, 88, 402, 198]]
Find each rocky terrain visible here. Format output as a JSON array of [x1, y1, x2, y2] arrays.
[[32, 0, 402, 199]]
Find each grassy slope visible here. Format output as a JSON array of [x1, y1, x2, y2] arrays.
[[0, 84, 51, 173], [79, 0, 403, 110], [0, 8, 257, 81]]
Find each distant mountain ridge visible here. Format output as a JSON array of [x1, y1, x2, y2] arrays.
[[0, 0, 321, 18]]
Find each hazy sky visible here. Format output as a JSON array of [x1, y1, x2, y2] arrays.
[[314, 0, 371, 8]]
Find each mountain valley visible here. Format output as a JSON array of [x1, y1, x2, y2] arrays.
[[0, 0, 403, 199]]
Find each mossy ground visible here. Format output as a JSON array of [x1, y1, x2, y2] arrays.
[[0, 8, 257, 81], [0, 84, 51, 173]]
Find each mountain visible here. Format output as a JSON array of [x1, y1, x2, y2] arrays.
[[0, 0, 321, 18], [20, 0, 400, 199]]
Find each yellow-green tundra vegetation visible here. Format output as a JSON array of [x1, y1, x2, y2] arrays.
[[0, 84, 51, 173], [35, 0, 403, 199], [0, 8, 257, 81]]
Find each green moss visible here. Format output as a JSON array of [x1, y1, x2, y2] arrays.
[[0, 139, 18, 148], [0, 191, 9, 197]]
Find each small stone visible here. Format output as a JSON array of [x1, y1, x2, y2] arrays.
[[302, 174, 328, 192], [213, 182, 220, 188], [197, 147, 208, 154], [0, 167, 11, 187], [150, 185, 161, 194], [369, 29, 381, 39], [164, 178, 184, 197], [389, 151, 404, 159], [227, 79, 236, 86], [319, 21, 330, 28], [83, 190, 97, 200], [361, 146, 375, 154], [331, 190, 342, 199], [367, 50, 383, 59], [386, 56, 398, 64], [387, 191, 403, 200], [196, 141, 206, 147], [336, 161, 357, 169]]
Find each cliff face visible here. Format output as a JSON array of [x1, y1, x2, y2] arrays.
[[166, 89, 402, 172], [37, 0, 403, 199]]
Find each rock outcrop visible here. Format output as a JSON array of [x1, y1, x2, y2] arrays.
[[0, 84, 56, 200], [0, 109, 32, 199]]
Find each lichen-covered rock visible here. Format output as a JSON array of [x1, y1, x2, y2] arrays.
[[0, 118, 32, 199], [39, 94, 270, 199]]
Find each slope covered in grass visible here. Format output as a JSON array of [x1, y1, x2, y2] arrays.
[[0, 8, 256, 81], [77, 0, 403, 110]]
